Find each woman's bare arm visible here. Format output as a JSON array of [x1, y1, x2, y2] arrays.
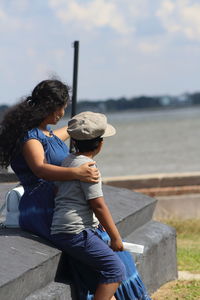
[[22, 139, 99, 182], [89, 196, 123, 252], [53, 126, 69, 141]]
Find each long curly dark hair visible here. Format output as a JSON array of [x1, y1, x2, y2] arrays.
[[0, 79, 70, 168]]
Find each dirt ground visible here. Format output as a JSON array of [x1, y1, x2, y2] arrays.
[[151, 278, 200, 300]]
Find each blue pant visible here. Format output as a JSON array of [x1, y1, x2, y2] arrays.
[[51, 228, 126, 284]]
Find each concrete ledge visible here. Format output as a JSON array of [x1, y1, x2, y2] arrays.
[[0, 182, 177, 299], [134, 185, 200, 197], [0, 229, 62, 300], [1, 171, 200, 192], [103, 172, 200, 190], [103, 185, 157, 236], [26, 282, 73, 300], [0, 173, 18, 183], [126, 221, 177, 294]]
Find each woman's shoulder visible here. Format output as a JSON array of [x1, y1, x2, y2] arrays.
[[23, 128, 45, 143]]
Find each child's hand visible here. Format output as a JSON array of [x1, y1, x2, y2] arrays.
[[110, 238, 124, 252]]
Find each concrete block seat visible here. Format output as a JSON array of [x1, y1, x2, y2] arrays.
[[0, 183, 177, 299], [126, 221, 177, 294], [0, 229, 72, 300]]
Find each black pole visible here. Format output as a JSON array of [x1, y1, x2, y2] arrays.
[[71, 40, 79, 118], [70, 41, 79, 152]]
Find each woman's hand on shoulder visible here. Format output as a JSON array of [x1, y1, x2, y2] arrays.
[[78, 162, 100, 182]]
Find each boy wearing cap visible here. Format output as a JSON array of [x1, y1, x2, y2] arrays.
[[51, 111, 126, 300]]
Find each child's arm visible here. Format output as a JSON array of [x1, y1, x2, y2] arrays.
[[89, 196, 124, 252]]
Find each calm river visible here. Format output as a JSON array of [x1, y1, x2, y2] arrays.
[[57, 106, 200, 177]]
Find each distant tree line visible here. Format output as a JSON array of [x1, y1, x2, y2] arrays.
[[1, 92, 200, 120], [189, 92, 200, 105], [71, 92, 200, 114], [0, 105, 9, 121]]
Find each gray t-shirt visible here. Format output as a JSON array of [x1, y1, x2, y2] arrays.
[[51, 154, 102, 235]]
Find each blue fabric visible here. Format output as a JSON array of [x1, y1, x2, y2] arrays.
[[11, 128, 69, 189], [10, 127, 69, 239], [96, 227, 151, 300], [11, 127, 151, 299], [59, 227, 151, 300], [51, 229, 126, 284]]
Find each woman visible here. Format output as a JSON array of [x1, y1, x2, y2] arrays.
[[0, 79, 151, 299], [0, 79, 99, 239]]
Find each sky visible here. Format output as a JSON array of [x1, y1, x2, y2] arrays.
[[1, 0, 200, 105]]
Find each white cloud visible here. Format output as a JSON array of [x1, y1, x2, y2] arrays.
[[51, 49, 66, 64], [48, 0, 134, 34], [0, 3, 32, 33], [10, 0, 30, 12], [0, 10, 21, 31], [157, 0, 200, 40], [35, 63, 51, 77], [0, 8, 6, 19], [138, 41, 162, 54], [26, 47, 37, 58], [123, 0, 154, 18], [1, 0, 200, 105]]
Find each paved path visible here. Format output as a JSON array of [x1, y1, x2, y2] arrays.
[[153, 193, 200, 219], [178, 271, 200, 280]]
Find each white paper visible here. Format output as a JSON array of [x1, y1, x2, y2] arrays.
[[108, 241, 144, 254], [122, 242, 144, 254]]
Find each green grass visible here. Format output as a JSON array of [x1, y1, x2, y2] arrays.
[[163, 218, 200, 238], [160, 218, 200, 273], [152, 219, 200, 299], [152, 280, 200, 299], [172, 281, 200, 299], [177, 241, 200, 273]]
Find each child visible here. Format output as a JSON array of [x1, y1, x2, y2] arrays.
[[51, 111, 151, 300], [51, 111, 125, 300]]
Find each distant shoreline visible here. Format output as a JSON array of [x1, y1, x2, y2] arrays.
[[1, 99, 199, 120]]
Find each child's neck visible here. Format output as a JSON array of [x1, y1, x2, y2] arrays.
[[75, 151, 96, 159]]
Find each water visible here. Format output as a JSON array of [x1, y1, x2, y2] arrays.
[[56, 106, 200, 177]]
